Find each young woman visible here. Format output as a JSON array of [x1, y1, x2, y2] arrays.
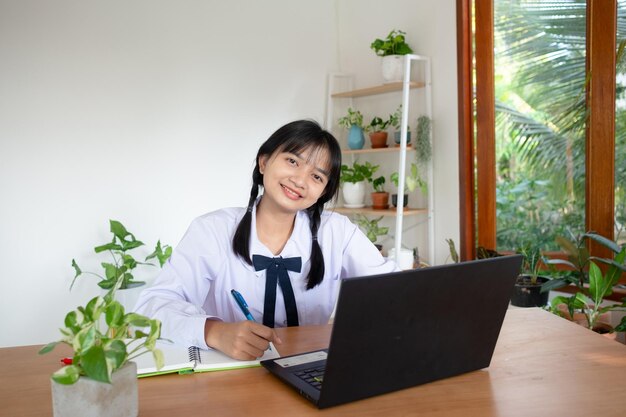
[[134, 120, 398, 360]]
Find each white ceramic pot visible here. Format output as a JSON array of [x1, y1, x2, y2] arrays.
[[381, 55, 404, 83], [342, 181, 366, 208], [388, 247, 415, 270], [51, 362, 138, 417]]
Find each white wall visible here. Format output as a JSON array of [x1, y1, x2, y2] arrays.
[[0, 0, 458, 347]]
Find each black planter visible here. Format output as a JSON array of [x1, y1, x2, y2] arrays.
[[510, 275, 550, 307], [391, 193, 408, 208]]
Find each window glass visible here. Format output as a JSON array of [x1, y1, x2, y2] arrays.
[[494, 0, 587, 251]]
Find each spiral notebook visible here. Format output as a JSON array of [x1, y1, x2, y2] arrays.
[[134, 340, 280, 377]]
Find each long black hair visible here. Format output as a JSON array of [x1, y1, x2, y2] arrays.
[[232, 120, 342, 289]]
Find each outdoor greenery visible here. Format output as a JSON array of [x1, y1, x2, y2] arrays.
[[71, 220, 171, 290], [493, 0, 626, 250]]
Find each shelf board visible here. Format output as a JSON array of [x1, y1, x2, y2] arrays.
[[331, 82, 425, 98], [342, 146, 415, 155], [332, 206, 427, 217]]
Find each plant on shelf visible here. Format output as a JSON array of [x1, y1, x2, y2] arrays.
[[340, 161, 379, 208], [355, 214, 389, 251], [389, 105, 411, 146], [366, 116, 391, 148], [390, 163, 426, 207], [415, 115, 432, 164], [369, 176, 389, 210], [71, 220, 172, 291], [546, 232, 626, 334], [39, 275, 163, 416], [338, 108, 366, 150], [370, 30, 414, 83], [370, 29, 414, 57]]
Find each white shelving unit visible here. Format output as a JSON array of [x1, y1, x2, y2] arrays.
[[325, 55, 434, 265]]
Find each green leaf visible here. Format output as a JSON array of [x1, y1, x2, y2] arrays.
[[76, 325, 97, 352], [583, 232, 622, 253], [64, 310, 83, 334], [51, 364, 81, 385], [104, 339, 127, 372], [69, 259, 82, 290], [85, 296, 106, 322], [123, 313, 151, 327], [615, 316, 626, 332], [588, 262, 603, 306], [98, 279, 116, 290], [109, 220, 130, 241], [101, 262, 122, 281], [125, 280, 145, 289], [94, 242, 123, 253], [122, 239, 144, 251], [540, 277, 568, 293], [81, 345, 112, 383], [145, 320, 162, 348], [105, 301, 124, 328], [544, 258, 577, 269], [39, 341, 58, 355], [152, 348, 164, 370]]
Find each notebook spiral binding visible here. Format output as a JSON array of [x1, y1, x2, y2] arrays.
[[188, 346, 201, 362]]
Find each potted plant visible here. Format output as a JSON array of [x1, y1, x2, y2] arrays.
[[338, 107, 366, 150], [340, 161, 379, 208], [390, 163, 427, 207], [510, 243, 550, 307], [369, 175, 389, 210], [370, 29, 414, 83], [545, 232, 626, 334], [366, 116, 390, 148], [39, 276, 163, 417], [355, 214, 389, 252], [389, 105, 411, 146]]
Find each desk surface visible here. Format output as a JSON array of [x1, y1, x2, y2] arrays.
[[1, 308, 625, 417]]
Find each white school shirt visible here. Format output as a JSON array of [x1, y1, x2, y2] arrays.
[[134, 204, 399, 349]]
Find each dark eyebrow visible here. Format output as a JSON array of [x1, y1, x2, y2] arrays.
[[291, 151, 330, 178]]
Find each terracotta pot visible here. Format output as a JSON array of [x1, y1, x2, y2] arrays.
[[371, 192, 389, 209], [369, 131, 388, 148]]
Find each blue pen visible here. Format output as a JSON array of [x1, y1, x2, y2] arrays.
[[231, 289, 274, 351], [230, 289, 255, 321]]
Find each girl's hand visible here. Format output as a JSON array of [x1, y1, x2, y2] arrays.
[[204, 319, 282, 360]]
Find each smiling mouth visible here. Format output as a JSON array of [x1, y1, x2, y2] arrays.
[[281, 184, 302, 199]]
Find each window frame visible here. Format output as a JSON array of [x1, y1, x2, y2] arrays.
[[456, 0, 623, 281]]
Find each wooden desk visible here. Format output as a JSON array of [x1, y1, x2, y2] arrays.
[[1, 308, 625, 417]]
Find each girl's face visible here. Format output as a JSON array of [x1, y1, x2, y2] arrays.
[[258, 146, 330, 214]]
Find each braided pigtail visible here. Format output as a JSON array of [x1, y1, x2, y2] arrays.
[[305, 202, 325, 289], [232, 166, 263, 264]]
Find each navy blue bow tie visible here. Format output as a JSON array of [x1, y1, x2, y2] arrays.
[[252, 255, 302, 328]]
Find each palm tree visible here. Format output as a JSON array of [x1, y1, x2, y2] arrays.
[[493, 0, 626, 248]]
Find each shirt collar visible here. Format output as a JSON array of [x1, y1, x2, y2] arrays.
[[248, 199, 312, 277]]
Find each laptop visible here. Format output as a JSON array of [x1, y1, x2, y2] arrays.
[[261, 255, 523, 409]]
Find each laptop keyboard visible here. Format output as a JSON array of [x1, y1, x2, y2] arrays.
[[294, 366, 326, 390]]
